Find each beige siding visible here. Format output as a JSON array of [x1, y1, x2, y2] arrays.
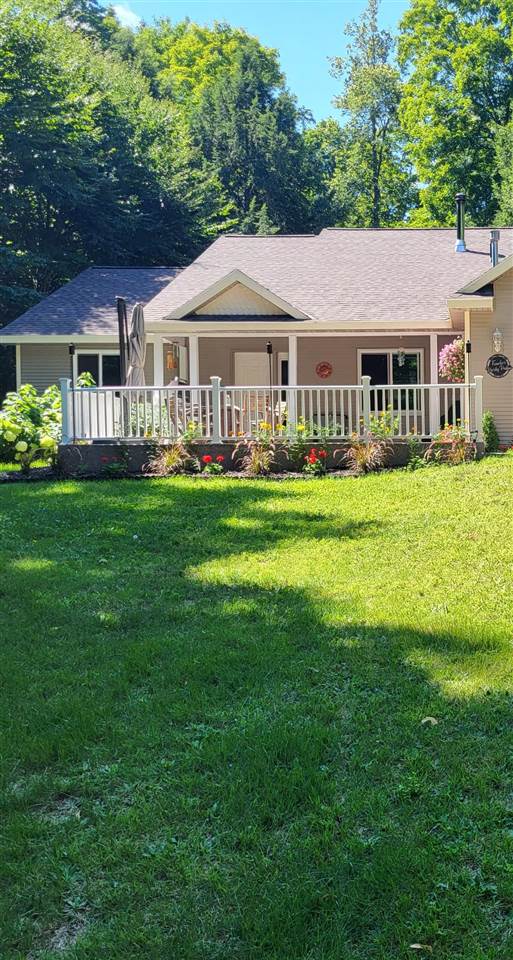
[[297, 336, 433, 384], [199, 337, 289, 383], [20, 343, 70, 392], [195, 283, 285, 316], [469, 268, 513, 443], [20, 341, 154, 391]]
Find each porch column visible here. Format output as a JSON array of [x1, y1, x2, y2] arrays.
[[153, 336, 164, 386], [288, 334, 298, 427], [188, 334, 199, 385], [429, 333, 439, 436]]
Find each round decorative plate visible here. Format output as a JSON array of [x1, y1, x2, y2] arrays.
[[316, 361, 333, 379]]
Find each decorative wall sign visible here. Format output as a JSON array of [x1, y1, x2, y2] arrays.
[[486, 354, 512, 378], [316, 361, 333, 379]]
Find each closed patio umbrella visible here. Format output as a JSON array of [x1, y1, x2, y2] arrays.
[[126, 302, 146, 386]]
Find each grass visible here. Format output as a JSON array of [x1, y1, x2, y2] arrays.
[[2, 458, 513, 959]]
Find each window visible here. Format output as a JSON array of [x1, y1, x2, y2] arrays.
[[359, 350, 422, 385], [359, 349, 423, 412], [76, 352, 121, 386]]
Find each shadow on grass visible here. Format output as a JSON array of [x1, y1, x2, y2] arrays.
[[1, 479, 513, 959]]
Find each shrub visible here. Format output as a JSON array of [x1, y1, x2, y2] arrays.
[[482, 410, 500, 452], [0, 384, 61, 471], [438, 338, 465, 382], [343, 434, 389, 474]]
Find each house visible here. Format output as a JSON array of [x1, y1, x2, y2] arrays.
[[2, 205, 513, 441]]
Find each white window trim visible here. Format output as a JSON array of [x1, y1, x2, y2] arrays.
[[74, 349, 120, 387], [357, 348, 424, 384], [277, 351, 289, 386]]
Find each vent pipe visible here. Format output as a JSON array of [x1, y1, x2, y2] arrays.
[[455, 192, 466, 252], [490, 228, 500, 267]]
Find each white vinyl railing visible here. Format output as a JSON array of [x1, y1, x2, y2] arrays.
[[60, 375, 483, 443]]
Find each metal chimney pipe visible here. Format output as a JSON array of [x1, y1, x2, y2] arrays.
[[490, 228, 500, 267], [455, 193, 466, 252]]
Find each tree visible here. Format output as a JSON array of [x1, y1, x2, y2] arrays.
[[495, 120, 513, 224], [191, 45, 314, 233], [133, 19, 281, 107], [330, 0, 415, 227], [398, 0, 513, 225]]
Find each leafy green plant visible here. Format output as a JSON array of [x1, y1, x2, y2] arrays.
[[368, 405, 399, 439], [406, 432, 425, 472], [0, 384, 61, 472], [287, 417, 309, 467], [482, 410, 500, 453]]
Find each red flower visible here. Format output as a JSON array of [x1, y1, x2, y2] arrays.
[[318, 449, 327, 458], [308, 454, 317, 463], [216, 455, 224, 463], [100, 456, 110, 463], [202, 454, 212, 464]]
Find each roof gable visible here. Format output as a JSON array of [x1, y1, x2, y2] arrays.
[[194, 280, 287, 316], [157, 269, 310, 321]]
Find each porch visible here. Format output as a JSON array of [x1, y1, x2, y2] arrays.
[[60, 376, 484, 443]]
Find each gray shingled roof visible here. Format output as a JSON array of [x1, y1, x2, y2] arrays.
[[143, 228, 513, 326], [1, 266, 180, 336], [3, 229, 513, 336]]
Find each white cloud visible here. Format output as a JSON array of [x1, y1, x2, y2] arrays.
[[112, 4, 142, 30]]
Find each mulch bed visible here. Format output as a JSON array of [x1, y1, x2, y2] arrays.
[[0, 467, 359, 483]]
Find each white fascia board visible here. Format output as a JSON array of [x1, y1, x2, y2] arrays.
[[457, 255, 513, 294], [162, 269, 310, 321]]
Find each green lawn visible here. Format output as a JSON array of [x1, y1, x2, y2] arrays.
[[2, 460, 513, 959]]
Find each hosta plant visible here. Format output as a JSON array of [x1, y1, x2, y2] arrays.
[[0, 384, 61, 471]]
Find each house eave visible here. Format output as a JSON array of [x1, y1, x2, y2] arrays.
[[447, 296, 494, 311]]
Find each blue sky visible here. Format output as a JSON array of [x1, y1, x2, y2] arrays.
[[110, 1, 410, 120]]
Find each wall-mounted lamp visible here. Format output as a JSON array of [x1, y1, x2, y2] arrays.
[[492, 327, 504, 354], [266, 340, 273, 387], [465, 340, 472, 354]]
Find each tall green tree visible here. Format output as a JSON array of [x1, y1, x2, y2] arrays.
[[399, 0, 513, 225], [495, 120, 513, 223], [0, 0, 224, 321], [191, 45, 314, 233], [330, 0, 415, 227]]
